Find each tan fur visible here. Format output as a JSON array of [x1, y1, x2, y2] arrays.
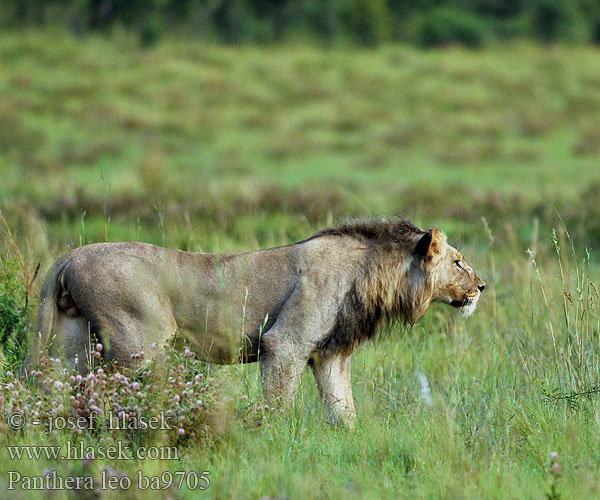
[[28, 216, 484, 425]]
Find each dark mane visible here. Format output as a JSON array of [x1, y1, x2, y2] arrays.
[[305, 215, 425, 246], [312, 216, 433, 357]]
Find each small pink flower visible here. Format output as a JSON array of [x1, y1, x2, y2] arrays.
[[551, 452, 558, 461], [178, 428, 185, 436]]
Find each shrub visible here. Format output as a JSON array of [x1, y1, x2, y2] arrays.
[[0, 259, 30, 369], [414, 6, 488, 48], [338, 0, 393, 46], [6, 345, 218, 438], [523, 0, 590, 42]]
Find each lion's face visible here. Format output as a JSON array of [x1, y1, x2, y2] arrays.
[[433, 244, 485, 317], [415, 228, 485, 317]]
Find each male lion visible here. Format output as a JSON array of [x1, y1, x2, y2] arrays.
[[29, 216, 484, 425]]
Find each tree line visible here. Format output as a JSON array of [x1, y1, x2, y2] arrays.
[[3, 0, 600, 47]]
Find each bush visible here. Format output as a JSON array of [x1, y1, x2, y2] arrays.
[[338, 0, 393, 46], [526, 0, 589, 42], [0, 260, 31, 369], [4, 346, 220, 445], [414, 6, 488, 48]]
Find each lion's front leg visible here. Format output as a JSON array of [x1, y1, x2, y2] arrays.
[[311, 353, 356, 427], [259, 335, 308, 408]]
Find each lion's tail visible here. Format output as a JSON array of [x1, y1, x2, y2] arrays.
[[23, 258, 69, 375]]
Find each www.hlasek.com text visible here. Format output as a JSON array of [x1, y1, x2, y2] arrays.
[[7, 441, 179, 461]]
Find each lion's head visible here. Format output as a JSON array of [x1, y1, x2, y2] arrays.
[[414, 228, 485, 317], [322, 216, 486, 327]]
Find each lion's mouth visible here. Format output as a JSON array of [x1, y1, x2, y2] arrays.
[[450, 295, 479, 317]]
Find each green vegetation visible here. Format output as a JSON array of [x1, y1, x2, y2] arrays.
[[1, 31, 600, 498], [0, 260, 31, 369], [3, 0, 600, 46]]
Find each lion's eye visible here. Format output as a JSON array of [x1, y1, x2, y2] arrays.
[[455, 260, 464, 270]]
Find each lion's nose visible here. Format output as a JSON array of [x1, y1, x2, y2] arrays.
[[478, 283, 486, 292]]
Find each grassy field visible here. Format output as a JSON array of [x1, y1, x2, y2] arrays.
[[1, 31, 600, 499]]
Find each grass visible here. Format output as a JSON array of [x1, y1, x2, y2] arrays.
[[1, 30, 600, 498]]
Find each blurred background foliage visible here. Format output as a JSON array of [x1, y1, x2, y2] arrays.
[[2, 0, 600, 47], [2, 30, 600, 258]]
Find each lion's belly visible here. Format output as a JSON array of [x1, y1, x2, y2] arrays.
[[167, 248, 297, 364], [177, 326, 257, 364], [172, 301, 276, 364], [168, 276, 289, 364]]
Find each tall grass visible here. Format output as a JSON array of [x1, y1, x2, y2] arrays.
[[1, 209, 600, 498]]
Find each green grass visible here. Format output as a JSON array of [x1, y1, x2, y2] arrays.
[[1, 30, 600, 499]]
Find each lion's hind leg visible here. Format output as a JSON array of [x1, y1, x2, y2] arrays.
[[58, 312, 94, 374], [96, 310, 176, 371], [59, 311, 148, 375]]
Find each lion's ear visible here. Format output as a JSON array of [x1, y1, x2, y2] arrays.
[[415, 228, 444, 262]]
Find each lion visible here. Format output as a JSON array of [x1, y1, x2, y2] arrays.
[[28, 216, 485, 425]]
